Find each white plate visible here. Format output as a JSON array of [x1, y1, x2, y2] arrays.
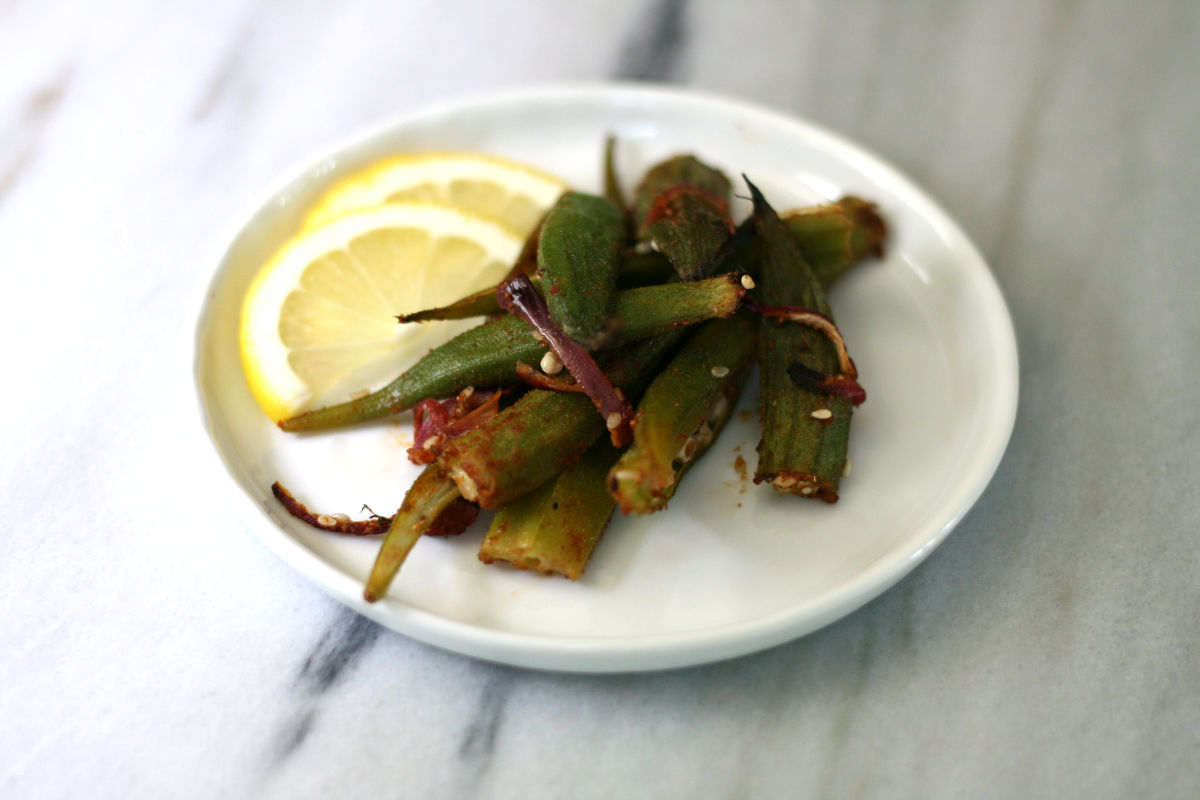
[[194, 85, 1017, 673]]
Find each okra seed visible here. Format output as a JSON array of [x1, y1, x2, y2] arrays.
[[740, 274, 756, 290], [800, 486, 815, 496], [332, 513, 351, 523], [450, 467, 479, 501], [606, 412, 622, 430], [540, 351, 563, 375], [810, 408, 833, 420], [317, 514, 336, 527], [711, 365, 730, 378], [773, 475, 798, 489]]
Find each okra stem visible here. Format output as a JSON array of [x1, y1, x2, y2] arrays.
[[280, 275, 744, 432], [782, 197, 887, 288], [603, 135, 627, 217], [362, 464, 461, 602]]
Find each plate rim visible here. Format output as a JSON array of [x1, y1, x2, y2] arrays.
[[193, 82, 1019, 673]]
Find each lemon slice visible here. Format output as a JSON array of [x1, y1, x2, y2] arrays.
[[304, 152, 567, 235], [240, 202, 524, 421]]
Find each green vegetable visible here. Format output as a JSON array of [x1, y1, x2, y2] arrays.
[[608, 313, 758, 514], [479, 440, 618, 579], [436, 333, 682, 509], [279, 274, 744, 432], [633, 155, 735, 281], [536, 191, 626, 348], [749, 181, 860, 501], [396, 251, 675, 323], [363, 464, 462, 602]]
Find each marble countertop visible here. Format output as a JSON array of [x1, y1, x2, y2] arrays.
[[3, 1, 1198, 797]]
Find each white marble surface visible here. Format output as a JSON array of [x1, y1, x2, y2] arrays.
[[2, 1, 1198, 797]]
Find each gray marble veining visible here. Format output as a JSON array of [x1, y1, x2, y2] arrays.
[[1, 1, 1198, 798]]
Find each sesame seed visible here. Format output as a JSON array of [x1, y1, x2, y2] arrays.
[[843, 458, 853, 477], [710, 365, 730, 378], [540, 350, 563, 374], [773, 475, 798, 489], [612, 469, 640, 483], [316, 514, 336, 527], [800, 486, 815, 496], [740, 274, 756, 290], [606, 412, 622, 429], [810, 408, 833, 420], [350, 389, 370, 401], [332, 513, 351, 523]]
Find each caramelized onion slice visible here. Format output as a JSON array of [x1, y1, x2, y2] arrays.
[[497, 275, 634, 446], [514, 361, 587, 393], [409, 387, 502, 465], [750, 301, 866, 405], [271, 482, 390, 535]]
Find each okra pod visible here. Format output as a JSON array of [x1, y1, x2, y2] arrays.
[[478, 439, 618, 579], [436, 332, 682, 509], [537, 191, 625, 348], [749, 181, 861, 501], [633, 155, 735, 281], [725, 197, 888, 289], [397, 251, 674, 323], [783, 196, 886, 285], [280, 274, 744, 432], [362, 464, 462, 602], [606, 197, 884, 509], [608, 313, 758, 514]]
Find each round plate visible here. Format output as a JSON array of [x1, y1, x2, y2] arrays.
[[194, 85, 1018, 672]]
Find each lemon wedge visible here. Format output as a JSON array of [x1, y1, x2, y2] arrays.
[[303, 152, 566, 235], [240, 202, 524, 422]]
